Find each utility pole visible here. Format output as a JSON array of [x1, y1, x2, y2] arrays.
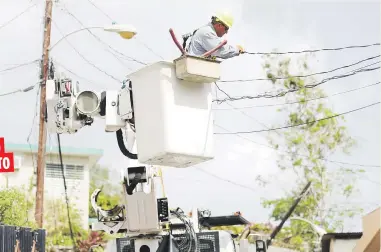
[[35, 0, 53, 228]]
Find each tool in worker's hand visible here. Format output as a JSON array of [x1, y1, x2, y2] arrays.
[[237, 45, 245, 54]]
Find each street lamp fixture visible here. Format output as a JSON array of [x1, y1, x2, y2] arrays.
[[50, 24, 137, 50], [104, 24, 137, 39]]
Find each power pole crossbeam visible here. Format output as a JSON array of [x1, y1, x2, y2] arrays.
[[35, 0, 53, 228]]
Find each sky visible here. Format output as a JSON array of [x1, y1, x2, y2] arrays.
[[0, 0, 380, 233]]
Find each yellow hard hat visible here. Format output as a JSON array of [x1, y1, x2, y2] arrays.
[[214, 10, 234, 28]]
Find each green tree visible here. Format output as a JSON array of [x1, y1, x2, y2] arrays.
[[259, 53, 362, 251], [44, 199, 86, 249], [89, 164, 123, 218], [0, 187, 34, 227]]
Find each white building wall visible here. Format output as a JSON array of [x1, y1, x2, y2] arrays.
[[0, 150, 96, 230], [0, 154, 34, 190], [331, 239, 358, 252]]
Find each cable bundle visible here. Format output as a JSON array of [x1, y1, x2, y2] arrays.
[[170, 208, 198, 252]]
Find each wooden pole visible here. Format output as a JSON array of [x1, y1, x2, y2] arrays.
[[35, 0, 53, 228]]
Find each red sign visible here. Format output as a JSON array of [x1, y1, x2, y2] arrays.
[[0, 137, 14, 173]]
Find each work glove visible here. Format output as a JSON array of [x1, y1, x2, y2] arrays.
[[237, 45, 245, 54]]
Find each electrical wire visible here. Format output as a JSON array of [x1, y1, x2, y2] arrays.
[[213, 81, 381, 110], [214, 88, 381, 181], [20, 84, 42, 228], [214, 63, 380, 103], [243, 43, 380, 55], [215, 101, 379, 135], [51, 20, 123, 83], [213, 86, 381, 172], [60, 5, 148, 66], [0, 59, 39, 74], [84, 0, 164, 60], [135, 37, 165, 60], [214, 82, 232, 98], [53, 60, 108, 88], [0, 83, 38, 97], [60, 7, 145, 67], [220, 55, 380, 82], [196, 168, 257, 192], [57, 133, 77, 250], [26, 85, 40, 172], [170, 208, 197, 252], [0, 2, 37, 31], [214, 124, 380, 168], [85, 0, 114, 22], [214, 85, 381, 170]]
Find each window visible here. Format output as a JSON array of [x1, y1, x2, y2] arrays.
[[13, 155, 23, 171], [65, 164, 84, 180], [46, 163, 84, 180], [46, 163, 62, 178]]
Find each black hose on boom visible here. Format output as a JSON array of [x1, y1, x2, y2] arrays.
[[116, 128, 138, 159]]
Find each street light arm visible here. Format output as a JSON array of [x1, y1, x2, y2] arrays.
[[49, 24, 137, 51], [49, 27, 103, 51]]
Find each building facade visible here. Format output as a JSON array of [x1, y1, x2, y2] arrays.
[[0, 142, 103, 229], [321, 232, 362, 252], [353, 207, 380, 252]]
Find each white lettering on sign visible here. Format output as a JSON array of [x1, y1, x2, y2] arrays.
[[0, 157, 10, 170]]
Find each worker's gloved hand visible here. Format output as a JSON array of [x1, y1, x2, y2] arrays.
[[237, 45, 245, 54]]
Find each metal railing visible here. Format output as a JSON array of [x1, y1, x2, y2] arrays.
[[0, 224, 45, 252]]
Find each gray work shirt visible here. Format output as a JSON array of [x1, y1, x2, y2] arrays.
[[187, 23, 240, 59]]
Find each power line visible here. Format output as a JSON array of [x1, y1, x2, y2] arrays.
[[57, 133, 77, 250], [53, 60, 109, 88], [84, 0, 164, 60], [214, 124, 380, 168], [213, 86, 381, 169], [0, 2, 37, 31], [27, 85, 41, 171], [0, 60, 39, 73], [213, 82, 381, 110], [195, 168, 257, 192], [135, 37, 165, 60], [60, 6, 146, 67], [214, 63, 380, 103], [214, 82, 232, 98], [85, 0, 114, 22], [51, 20, 123, 83], [215, 101, 380, 135], [0, 83, 38, 97], [244, 43, 380, 55], [220, 55, 380, 82]]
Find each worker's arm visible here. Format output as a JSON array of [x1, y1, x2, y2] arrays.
[[201, 31, 240, 59]]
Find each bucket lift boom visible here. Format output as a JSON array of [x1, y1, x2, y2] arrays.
[[45, 27, 230, 252]]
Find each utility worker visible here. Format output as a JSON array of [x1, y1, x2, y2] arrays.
[[183, 10, 244, 59]]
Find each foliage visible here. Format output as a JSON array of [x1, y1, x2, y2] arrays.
[[44, 199, 87, 249], [259, 53, 362, 251], [89, 164, 123, 219], [76, 231, 106, 252], [210, 223, 298, 248], [211, 225, 245, 235], [211, 223, 273, 235], [0, 186, 34, 227]]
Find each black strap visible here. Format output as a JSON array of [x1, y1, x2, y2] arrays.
[[182, 29, 198, 51]]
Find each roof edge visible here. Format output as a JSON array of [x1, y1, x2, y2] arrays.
[[5, 142, 103, 157], [322, 232, 363, 240]]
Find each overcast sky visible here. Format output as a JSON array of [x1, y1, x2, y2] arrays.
[[0, 0, 379, 232]]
